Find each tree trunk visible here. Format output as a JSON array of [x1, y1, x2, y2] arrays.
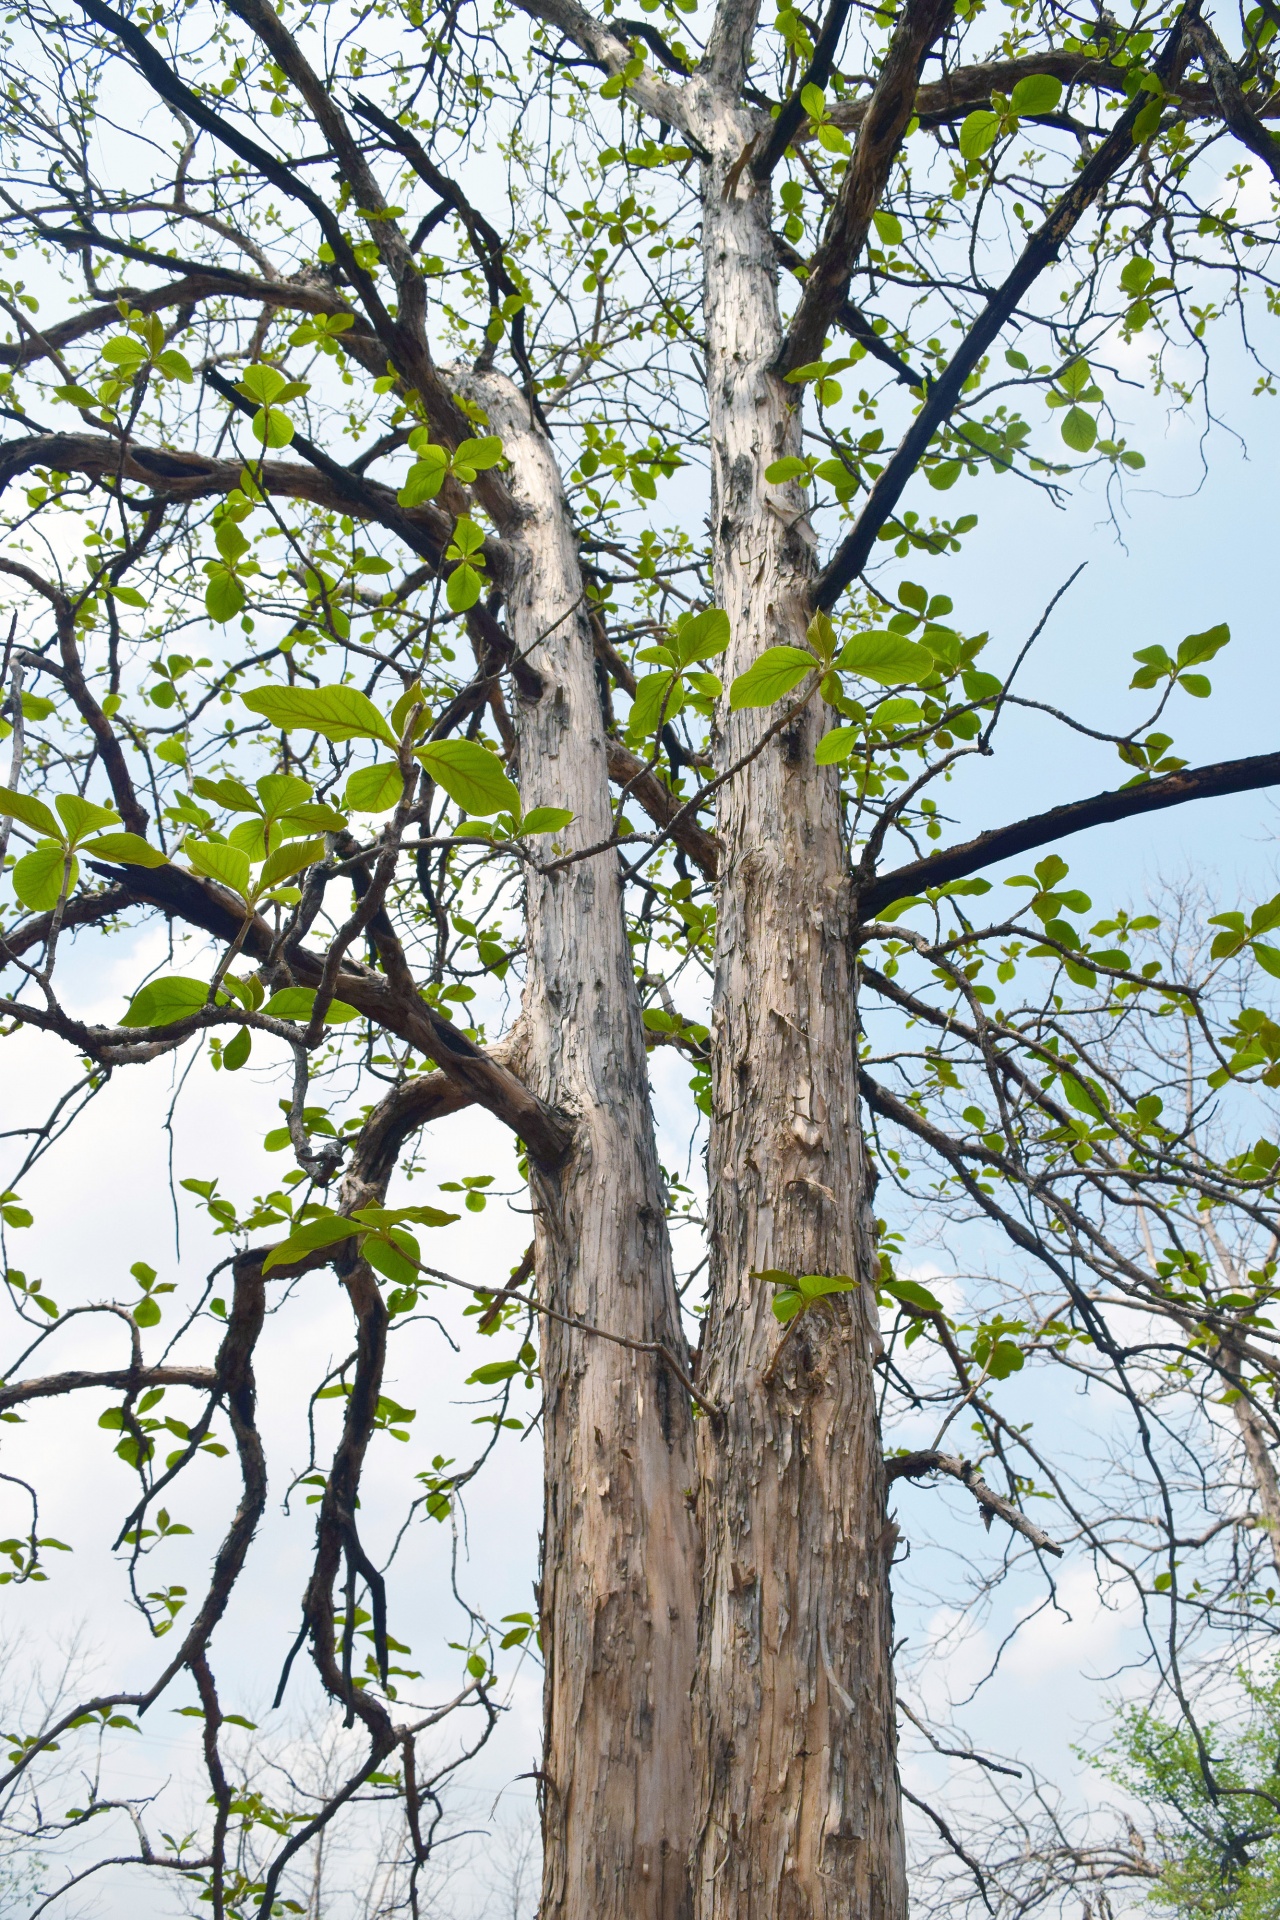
[[472, 374, 701, 1920], [1220, 1342, 1280, 1581], [689, 107, 908, 1920]]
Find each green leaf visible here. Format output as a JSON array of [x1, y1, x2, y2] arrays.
[[1060, 406, 1096, 452], [673, 607, 731, 665], [251, 407, 294, 448], [764, 456, 811, 484], [1176, 623, 1230, 667], [959, 109, 999, 160], [237, 363, 288, 403], [397, 446, 448, 506], [0, 786, 59, 839], [13, 842, 73, 910], [263, 987, 359, 1024], [205, 568, 246, 624], [452, 434, 503, 476], [467, 1358, 521, 1386], [519, 806, 574, 836], [133, 1295, 161, 1328], [446, 562, 483, 612], [222, 1026, 252, 1071], [256, 773, 314, 817], [121, 976, 211, 1028], [1009, 72, 1063, 116], [259, 837, 325, 892], [82, 832, 169, 869], [728, 645, 816, 709], [185, 839, 251, 899], [194, 775, 259, 813], [418, 739, 519, 816], [872, 209, 903, 246], [836, 631, 934, 685], [55, 795, 117, 844], [883, 1277, 945, 1314], [344, 762, 405, 814], [241, 684, 397, 747], [815, 725, 860, 765], [262, 1214, 363, 1273]]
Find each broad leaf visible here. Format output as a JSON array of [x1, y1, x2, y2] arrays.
[[205, 567, 246, 624], [959, 109, 999, 160], [1009, 73, 1063, 116], [263, 987, 359, 1024], [673, 608, 730, 665], [418, 739, 519, 817], [345, 762, 405, 814], [836, 632, 934, 685], [259, 837, 325, 892], [241, 684, 396, 747], [519, 806, 574, 836], [0, 785, 59, 839], [262, 1213, 363, 1273], [185, 839, 251, 898], [82, 832, 169, 869], [56, 794, 117, 843], [121, 975, 211, 1028], [728, 645, 816, 709], [13, 841, 73, 910], [256, 772, 314, 816]]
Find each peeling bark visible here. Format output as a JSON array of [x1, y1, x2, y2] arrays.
[[469, 374, 701, 1920], [689, 91, 907, 1920]]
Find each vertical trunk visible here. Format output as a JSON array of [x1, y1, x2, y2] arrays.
[[689, 109, 908, 1920], [471, 375, 701, 1920]]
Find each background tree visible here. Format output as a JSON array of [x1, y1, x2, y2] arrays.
[[2, 0, 1280, 1914]]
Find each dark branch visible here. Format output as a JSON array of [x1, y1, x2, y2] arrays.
[[779, 0, 955, 377], [754, 0, 858, 180], [858, 749, 1280, 920], [812, 8, 1192, 610]]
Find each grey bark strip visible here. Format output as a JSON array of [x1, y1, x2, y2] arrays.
[[694, 79, 907, 1918], [465, 370, 700, 1920]]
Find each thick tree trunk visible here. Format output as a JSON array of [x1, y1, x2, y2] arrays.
[[472, 375, 701, 1920], [689, 107, 908, 1920], [1220, 1342, 1280, 1581]]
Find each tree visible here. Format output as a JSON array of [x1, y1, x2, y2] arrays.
[[2, 0, 1280, 1913]]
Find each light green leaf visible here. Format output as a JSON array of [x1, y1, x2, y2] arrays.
[[673, 607, 730, 665], [0, 786, 59, 839], [241, 684, 397, 747], [263, 987, 359, 1024], [872, 209, 903, 246], [237, 363, 288, 403], [728, 645, 816, 709], [519, 806, 574, 836], [1060, 406, 1096, 452], [82, 832, 169, 869], [262, 1213, 363, 1273], [222, 1026, 252, 1070], [55, 795, 117, 844], [185, 839, 252, 898], [815, 725, 860, 765], [121, 975, 211, 1028], [1009, 72, 1063, 116], [418, 739, 519, 817], [194, 775, 259, 813], [836, 631, 934, 685], [344, 762, 404, 813], [452, 434, 503, 476], [959, 109, 999, 160], [627, 671, 684, 739], [205, 568, 245, 624], [259, 837, 325, 892], [397, 446, 448, 506], [256, 772, 315, 816], [446, 562, 483, 612], [251, 407, 294, 449], [13, 842, 73, 910]]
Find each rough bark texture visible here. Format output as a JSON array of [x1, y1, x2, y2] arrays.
[[470, 374, 701, 1920], [689, 91, 908, 1920]]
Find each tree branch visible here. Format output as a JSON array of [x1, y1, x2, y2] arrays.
[[780, 0, 955, 376], [886, 1448, 1065, 1555], [754, 0, 858, 179], [858, 749, 1280, 921], [812, 7, 1192, 610], [1186, 14, 1280, 187]]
